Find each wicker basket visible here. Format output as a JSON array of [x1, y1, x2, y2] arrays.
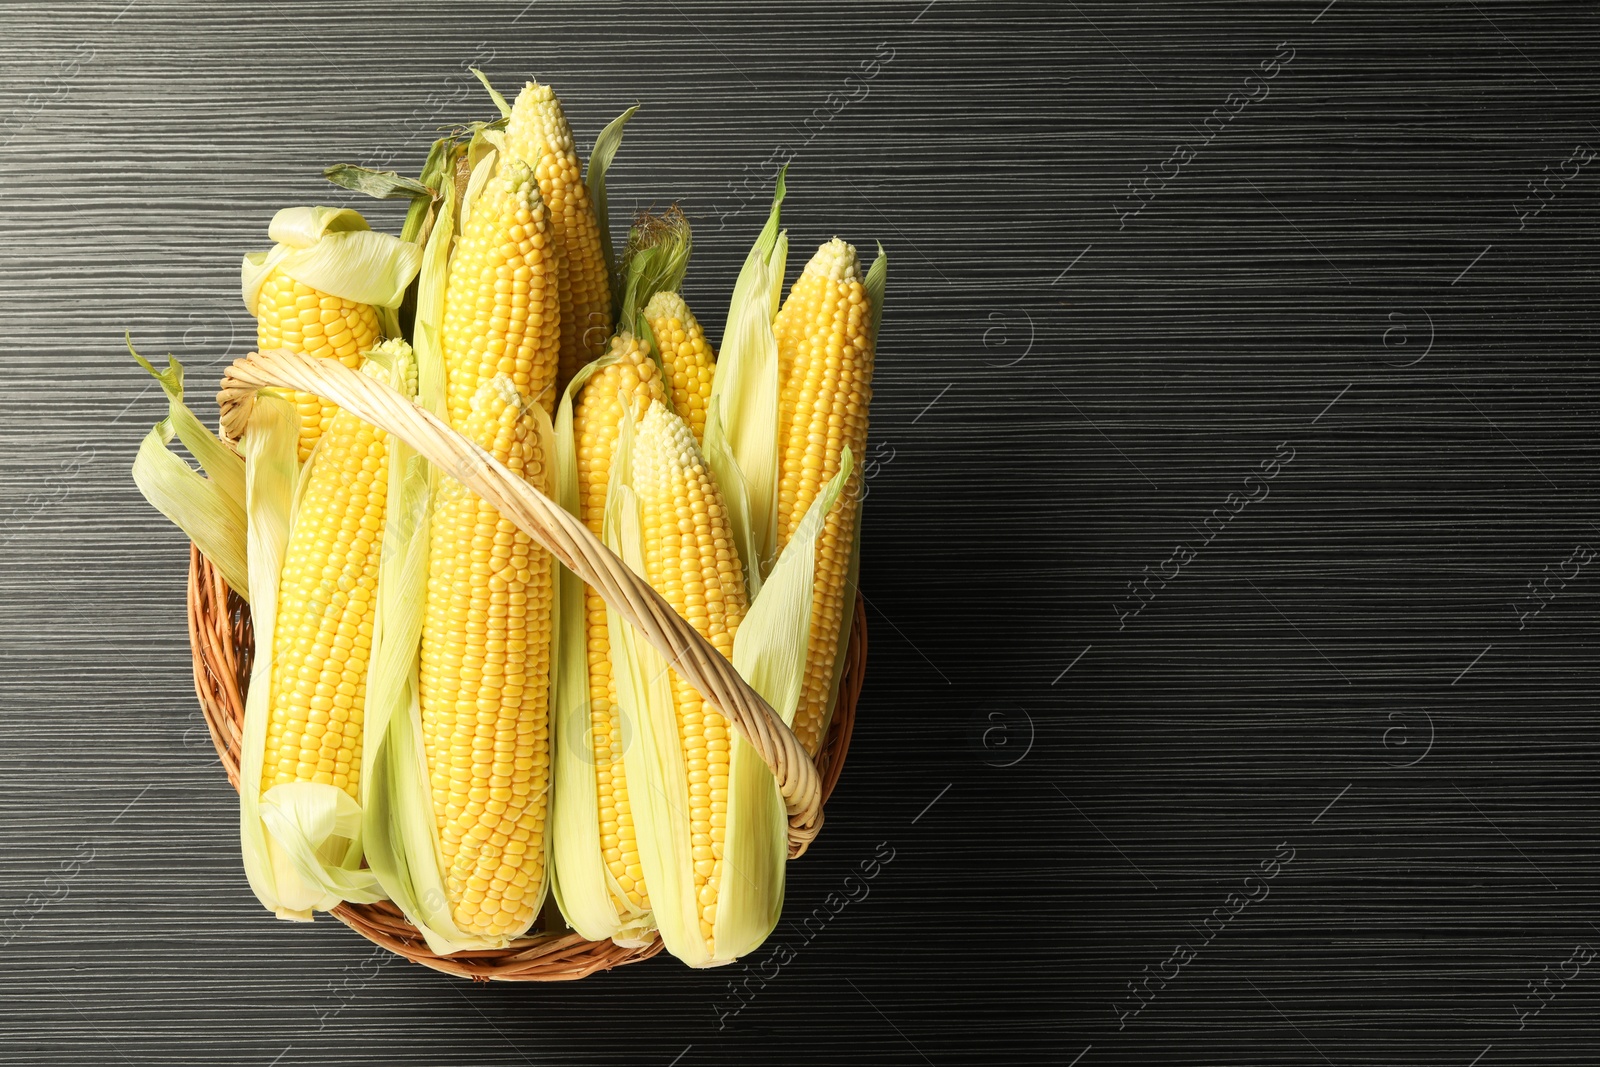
[[184, 349, 868, 981]]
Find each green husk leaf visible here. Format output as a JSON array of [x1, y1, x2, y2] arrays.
[[131, 419, 248, 597], [368, 689, 475, 954], [401, 136, 457, 248], [358, 445, 427, 811], [322, 163, 434, 202], [700, 180, 786, 591], [548, 358, 658, 945], [701, 448, 854, 964], [706, 238, 781, 579], [616, 211, 691, 356], [548, 376, 604, 937], [257, 783, 382, 905], [355, 340, 423, 807], [820, 490, 865, 741], [269, 205, 371, 245], [703, 400, 761, 602], [864, 242, 887, 345], [768, 229, 789, 320], [410, 142, 466, 419], [527, 393, 561, 931], [584, 104, 640, 309], [726, 167, 786, 322], [365, 689, 448, 951], [241, 206, 422, 315], [455, 136, 500, 238], [748, 447, 855, 729], [617, 247, 658, 344], [470, 67, 512, 119], [126, 346, 250, 595], [128, 343, 244, 503], [276, 228, 420, 310]]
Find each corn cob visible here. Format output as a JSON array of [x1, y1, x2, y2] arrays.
[[262, 349, 407, 799], [632, 399, 750, 952], [643, 290, 716, 446], [254, 272, 381, 464], [573, 332, 667, 914], [772, 238, 875, 755], [418, 376, 554, 938], [440, 156, 561, 422], [507, 81, 614, 393]]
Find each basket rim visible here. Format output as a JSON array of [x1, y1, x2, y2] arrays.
[[186, 545, 867, 980]]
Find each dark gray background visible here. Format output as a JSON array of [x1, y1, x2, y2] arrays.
[[3, 1, 1600, 1064]]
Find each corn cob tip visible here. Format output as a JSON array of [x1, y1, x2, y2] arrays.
[[803, 237, 861, 284], [636, 397, 693, 457], [642, 289, 682, 317], [440, 148, 560, 423], [510, 81, 574, 152], [367, 337, 412, 357], [608, 328, 651, 359], [505, 78, 611, 391], [363, 338, 419, 398], [517, 80, 557, 105]]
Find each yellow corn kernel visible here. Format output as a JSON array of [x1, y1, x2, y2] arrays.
[[441, 157, 561, 423], [262, 397, 390, 798], [633, 400, 748, 953], [254, 272, 380, 463], [573, 332, 666, 912], [772, 238, 875, 755], [506, 81, 614, 392], [419, 378, 553, 938], [643, 290, 716, 446]]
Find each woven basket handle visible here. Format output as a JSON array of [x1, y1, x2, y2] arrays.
[[218, 348, 822, 855]]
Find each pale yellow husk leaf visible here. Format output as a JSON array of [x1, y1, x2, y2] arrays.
[[237, 390, 383, 920], [609, 398, 854, 967], [240, 206, 421, 318], [128, 348, 248, 596]]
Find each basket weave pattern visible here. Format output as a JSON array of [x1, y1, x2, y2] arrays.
[[189, 551, 865, 980]]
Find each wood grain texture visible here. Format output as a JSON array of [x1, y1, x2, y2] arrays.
[[4, 1, 1600, 1063]]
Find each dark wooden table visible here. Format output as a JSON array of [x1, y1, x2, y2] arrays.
[[4, 2, 1600, 1063]]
